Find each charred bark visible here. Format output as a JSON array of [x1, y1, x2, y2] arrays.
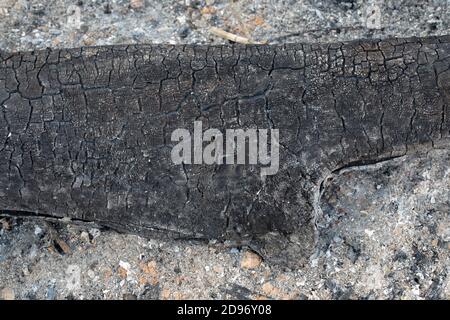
[[0, 36, 449, 267]]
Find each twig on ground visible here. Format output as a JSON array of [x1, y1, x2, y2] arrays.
[[209, 27, 266, 44], [45, 221, 71, 255]]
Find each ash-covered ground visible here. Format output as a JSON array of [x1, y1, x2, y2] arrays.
[[0, 0, 449, 300]]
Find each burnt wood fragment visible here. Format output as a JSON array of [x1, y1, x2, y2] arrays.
[[0, 36, 449, 267]]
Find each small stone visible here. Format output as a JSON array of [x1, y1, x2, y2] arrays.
[[178, 25, 190, 39], [123, 293, 137, 300], [139, 260, 158, 285], [0, 287, 15, 300], [173, 291, 185, 300], [129, 0, 144, 10], [212, 265, 223, 274], [82, 35, 96, 46], [89, 228, 101, 240], [80, 231, 90, 243], [104, 3, 112, 14], [117, 266, 128, 279], [261, 282, 280, 297], [0, 218, 10, 230], [22, 267, 30, 276], [80, 24, 89, 33], [46, 284, 56, 300], [137, 275, 147, 285], [141, 284, 161, 300], [140, 260, 157, 275], [200, 6, 215, 15], [252, 16, 265, 26], [87, 269, 96, 279], [364, 229, 375, 237], [118, 260, 131, 278], [240, 250, 262, 269], [103, 268, 113, 280], [176, 15, 187, 24], [66, 265, 81, 291], [161, 288, 171, 299], [230, 247, 239, 254]]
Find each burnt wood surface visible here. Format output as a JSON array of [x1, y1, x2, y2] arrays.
[[0, 36, 449, 266]]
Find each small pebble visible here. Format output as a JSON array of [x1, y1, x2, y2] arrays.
[[104, 3, 112, 14], [123, 293, 137, 300], [240, 250, 262, 269], [89, 228, 101, 240], [129, 0, 144, 10], [80, 231, 90, 243], [178, 25, 191, 39], [0, 287, 15, 300], [230, 247, 239, 254]]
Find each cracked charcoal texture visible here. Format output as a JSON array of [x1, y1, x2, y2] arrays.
[[0, 36, 450, 266]]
